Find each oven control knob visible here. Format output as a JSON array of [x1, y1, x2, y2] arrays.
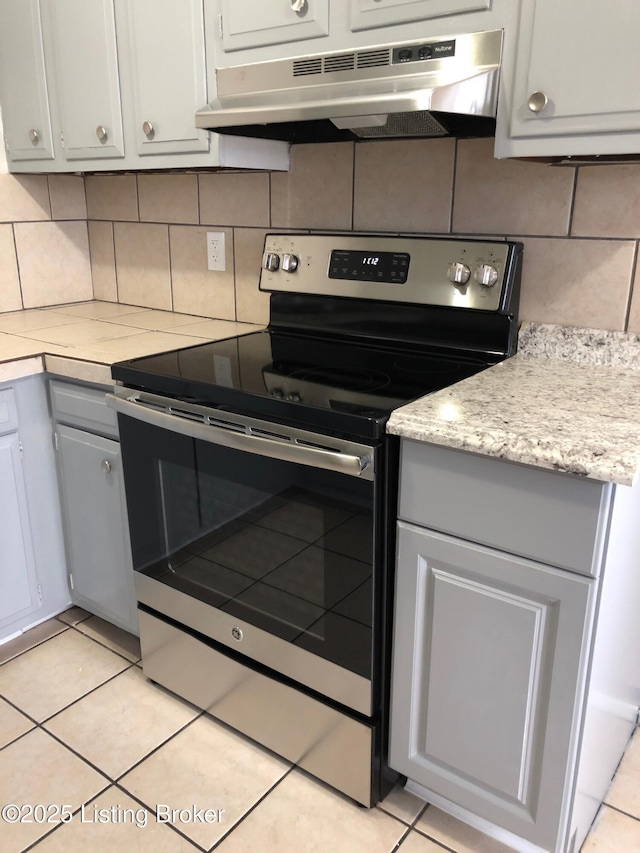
[[447, 262, 471, 285], [281, 253, 299, 273], [474, 264, 499, 287], [263, 252, 280, 272], [287, 392, 302, 402]]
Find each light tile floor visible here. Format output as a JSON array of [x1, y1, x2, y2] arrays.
[[1, 609, 638, 853]]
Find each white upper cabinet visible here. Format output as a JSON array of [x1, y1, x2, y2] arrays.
[[0, 0, 54, 163], [116, 0, 210, 156], [0, 0, 288, 172], [349, 0, 490, 32], [220, 0, 329, 52], [42, 0, 125, 161], [496, 0, 640, 158]]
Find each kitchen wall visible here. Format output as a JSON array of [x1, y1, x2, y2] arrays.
[[2, 137, 640, 333], [84, 137, 640, 333], [0, 173, 92, 311]]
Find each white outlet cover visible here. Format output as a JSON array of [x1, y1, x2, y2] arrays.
[[207, 231, 226, 271]]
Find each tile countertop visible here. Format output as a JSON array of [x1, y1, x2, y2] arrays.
[[387, 322, 640, 487], [0, 301, 263, 386]]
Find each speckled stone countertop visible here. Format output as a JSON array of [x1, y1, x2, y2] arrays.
[[0, 302, 262, 385], [387, 322, 640, 486]]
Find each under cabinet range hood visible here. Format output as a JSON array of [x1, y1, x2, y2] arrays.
[[196, 29, 503, 143]]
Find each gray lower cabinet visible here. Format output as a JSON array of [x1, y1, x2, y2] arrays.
[[391, 523, 595, 851], [0, 376, 69, 642], [389, 440, 640, 853], [51, 379, 137, 635], [0, 401, 41, 631]]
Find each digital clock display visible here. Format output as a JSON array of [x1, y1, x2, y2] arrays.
[[328, 250, 410, 284]]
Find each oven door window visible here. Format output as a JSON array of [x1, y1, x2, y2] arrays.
[[119, 416, 376, 681]]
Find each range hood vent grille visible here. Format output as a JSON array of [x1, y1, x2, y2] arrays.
[[357, 48, 391, 69], [324, 53, 356, 73], [293, 48, 392, 78], [293, 57, 322, 77]]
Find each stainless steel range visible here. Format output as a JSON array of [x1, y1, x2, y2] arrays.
[[108, 233, 523, 807]]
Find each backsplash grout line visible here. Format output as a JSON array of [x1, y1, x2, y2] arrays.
[[623, 241, 639, 333], [567, 165, 579, 236], [449, 138, 458, 234], [10, 222, 26, 311], [134, 174, 141, 222]]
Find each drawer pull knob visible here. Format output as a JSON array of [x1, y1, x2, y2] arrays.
[[101, 459, 112, 473], [29, 128, 39, 144], [96, 125, 108, 142], [142, 120, 155, 139]]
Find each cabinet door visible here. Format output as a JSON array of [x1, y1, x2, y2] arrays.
[[0, 0, 54, 163], [0, 434, 41, 629], [116, 0, 210, 156], [350, 0, 489, 32], [56, 425, 137, 634], [509, 0, 640, 140], [42, 0, 124, 160], [389, 522, 596, 851], [220, 0, 329, 52]]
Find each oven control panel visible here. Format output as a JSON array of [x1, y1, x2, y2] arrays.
[[260, 234, 521, 312]]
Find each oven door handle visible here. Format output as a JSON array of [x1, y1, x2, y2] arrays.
[[106, 392, 374, 480]]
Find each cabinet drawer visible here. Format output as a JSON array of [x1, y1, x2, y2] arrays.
[[0, 388, 19, 435], [50, 379, 118, 438], [398, 441, 612, 576]]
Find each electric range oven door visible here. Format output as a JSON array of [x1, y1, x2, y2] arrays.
[[108, 389, 380, 718]]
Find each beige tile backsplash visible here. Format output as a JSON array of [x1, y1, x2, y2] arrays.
[[453, 138, 574, 236], [85, 174, 138, 222], [199, 172, 270, 227], [354, 138, 454, 233], [169, 224, 236, 320], [0, 174, 51, 222], [14, 220, 92, 309], [87, 220, 117, 302], [271, 142, 354, 231], [516, 237, 636, 331], [138, 173, 199, 225], [113, 222, 172, 311], [48, 175, 87, 220], [1, 138, 640, 332]]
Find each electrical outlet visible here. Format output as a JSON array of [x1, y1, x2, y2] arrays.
[[206, 231, 226, 271]]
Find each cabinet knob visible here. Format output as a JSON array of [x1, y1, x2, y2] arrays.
[[527, 91, 548, 113], [96, 125, 108, 142], [142, 120, 155, 140], [28, 128, 39, 144], [101, 459, 112, 473], [291, 0, 306, 12]]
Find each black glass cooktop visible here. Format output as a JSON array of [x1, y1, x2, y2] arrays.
[[112, 330, 490, 439]]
